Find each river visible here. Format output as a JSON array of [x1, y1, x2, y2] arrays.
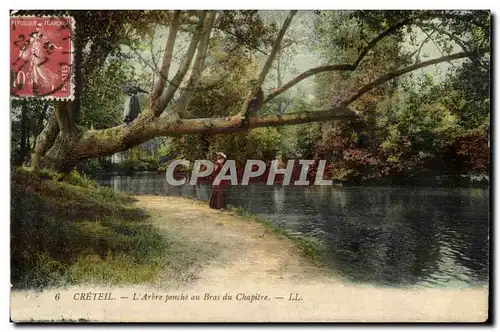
[[95, 172, 490, 289]]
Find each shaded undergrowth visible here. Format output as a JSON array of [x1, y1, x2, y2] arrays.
[[11, 168, 169, 290]]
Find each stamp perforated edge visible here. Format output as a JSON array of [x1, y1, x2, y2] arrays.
[[9, 14, 76, 101]]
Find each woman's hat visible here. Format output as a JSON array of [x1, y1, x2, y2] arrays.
[[216, 152, 227, 160]]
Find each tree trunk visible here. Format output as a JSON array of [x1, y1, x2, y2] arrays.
[[41, 134, 82, 172], [31, 104, 83, 173]]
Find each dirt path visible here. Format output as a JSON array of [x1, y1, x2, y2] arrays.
[[10, 196, 489, 322], [135, 195, 332, 286]]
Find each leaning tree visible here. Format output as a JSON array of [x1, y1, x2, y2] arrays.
[[17, 10, 489, 172]]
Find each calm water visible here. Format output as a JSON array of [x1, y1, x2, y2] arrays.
[[96, 172, 490, 289]]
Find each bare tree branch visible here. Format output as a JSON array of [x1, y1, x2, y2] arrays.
[[256, 11, 297, 88], [413, 31, 434, 63], [419, 26, 458, 69], [419, 22, 486, 69], [173, 11, 217, 116], [262, 17, 420, 106], [340, 49, 489, 106], [263, 15, 484, 109], [150, 11, 181, 106], [419, 22, 470, 53], [54, 102, 72, 136], [238, 10, 297, 118], [129, 43, 231, 94], [262, 12, 478, 109], [214, 26, 269, 55], [353, 17, 415, 68], [264, 64, 354, 104], [153, 11, 208, 117], [76, 105, 357, 159], [183, 14, 271, 55], [387, 32, 433, 69], [31, 111, 59, 171]]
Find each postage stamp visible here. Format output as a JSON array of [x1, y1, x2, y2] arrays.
[[10, 15, 74, 100]]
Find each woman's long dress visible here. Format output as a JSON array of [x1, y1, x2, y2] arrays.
[[209, 162, 229, 209]]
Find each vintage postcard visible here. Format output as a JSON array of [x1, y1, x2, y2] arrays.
[[9, 9, 490, 323]]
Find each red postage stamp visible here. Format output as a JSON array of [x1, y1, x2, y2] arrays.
[[10, 16, 74, 100]]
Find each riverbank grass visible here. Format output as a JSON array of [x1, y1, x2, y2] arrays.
[[229, 205, 326, 264], [11, 169, 173, 289]]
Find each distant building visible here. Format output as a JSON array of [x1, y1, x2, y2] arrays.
[[111, 151, 127, 164], [110, 138, 159, 164]]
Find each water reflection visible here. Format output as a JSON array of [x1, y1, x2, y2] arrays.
[[96, 173, 489, 288]]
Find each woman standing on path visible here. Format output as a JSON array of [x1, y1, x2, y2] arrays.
[[209, 152, 229, 210]]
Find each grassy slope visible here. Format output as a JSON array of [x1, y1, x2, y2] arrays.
[[11, 169, 171, 290]]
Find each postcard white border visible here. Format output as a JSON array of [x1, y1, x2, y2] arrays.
[[2, 1, 497, 331]]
